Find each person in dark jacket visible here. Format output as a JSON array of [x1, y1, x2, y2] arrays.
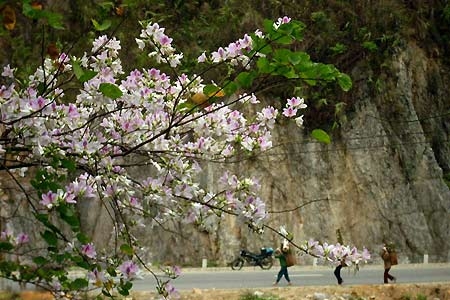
[[273, 247, 292, 286]]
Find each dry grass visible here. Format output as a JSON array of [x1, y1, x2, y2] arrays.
[[164, 282, 450, 300]]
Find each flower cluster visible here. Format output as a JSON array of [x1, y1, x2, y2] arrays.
[[199, 33, 253, 67], [302, 238, 371, 266], [282, 96, 307, 127], [0, 230, 29, 246], [136, 21, 183, 67]]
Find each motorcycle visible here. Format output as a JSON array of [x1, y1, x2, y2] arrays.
[[231, 247, 274, 270]]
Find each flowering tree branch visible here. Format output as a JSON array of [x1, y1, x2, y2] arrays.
[[0, 14, 361, 299]]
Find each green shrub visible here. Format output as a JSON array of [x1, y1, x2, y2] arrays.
[[239, 291, 281, 300], [416, 294, 427, 300]]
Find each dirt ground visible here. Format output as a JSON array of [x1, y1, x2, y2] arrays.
[[6, 282, 450, 299], [130, 282, 450, 300]]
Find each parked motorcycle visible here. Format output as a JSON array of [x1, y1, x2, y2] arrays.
[[231, 247, 274, 270]]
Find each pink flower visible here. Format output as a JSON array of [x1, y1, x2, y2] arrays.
[[81, 243, 97, 259], [65, 193, 77, 204], [88, 268, 106, 287], [295, 115, 305, 126], [29, 96, 47, 110], [119, 260, 140, 279], [164, 282, 180, 298], [172, 265, 181, 277], [211, 47, 227, 63], [274, 16, 292, 29], [257, 132, 272, 151], [287, 97, 306, 108], [16, 233, 29, 245], [1, 64, 14, 78], [259, 106, 278, 120], [361, 247, 371, 261], [129, 197, 142, 209], [197, 52, 207, 63], [158, 34, 173, 46], [40, 191, 58, 209], [282, 106, 297, 117], [67, 103, 80, 118]]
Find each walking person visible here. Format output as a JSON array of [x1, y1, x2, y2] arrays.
[[381, 245, 397, 283], [334, 260, 345, 285], [333, 229, 346, 285], [273, 247, 292, 286]]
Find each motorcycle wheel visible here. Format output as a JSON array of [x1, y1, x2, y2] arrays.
[[260, 257, 273, 270], [231, 258, 244, 270]]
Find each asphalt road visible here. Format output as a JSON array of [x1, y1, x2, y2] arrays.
[[1, 263, 448, 292], [132, 263, 450, 291]]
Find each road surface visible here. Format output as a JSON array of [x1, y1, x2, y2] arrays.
[[1, 263, 448, 292], [132, 263, 450, 291]]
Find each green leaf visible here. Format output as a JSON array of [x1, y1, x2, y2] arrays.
[[55, 253, 68, 263], [92, 19, 112, 31], [222, 81, 238, 95], [118, 281, 133, 296], [0, 242, 13, 251], [337, 73, 352, 91], [274, 34, 293, 45], [79, 70, 97, 83], [107, 266, 117, 277], [99, 83, 123, 99], [235, 71, 255, 88], [203, 84, 221, 97], [362, 41, 378, 52], [123, 281, 133, 291], [256, 57, 274, 74], [22, 4, 64, 29], [263, 19, 275, 34], [72, 61, 84, 79], [76, 233, 90, 244], [32, 256, 49, 265], [44, 11, 64, 29], [273, 49, 292, 64], [61, 158, 76, 172], [249, 35, 272, 56], [58, 205, 80, 230], [288, 51, 309, 66], [314, 64, 338, 81], [72, 61, 97, 83], [120, 244, 134, 255], [70, 255, 83, 264], [311, 129, 331, 144], [76, 260, 91, 269], [289, 21, 306, 40], [35, 213, 49, 224], [69, 278, 88, 290], [118, 288, 130, 296], [41, 230, 58, 246]]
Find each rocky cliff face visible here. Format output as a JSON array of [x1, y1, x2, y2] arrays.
[[255, 41, 450, 264], [138, 41, 449, 266]]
